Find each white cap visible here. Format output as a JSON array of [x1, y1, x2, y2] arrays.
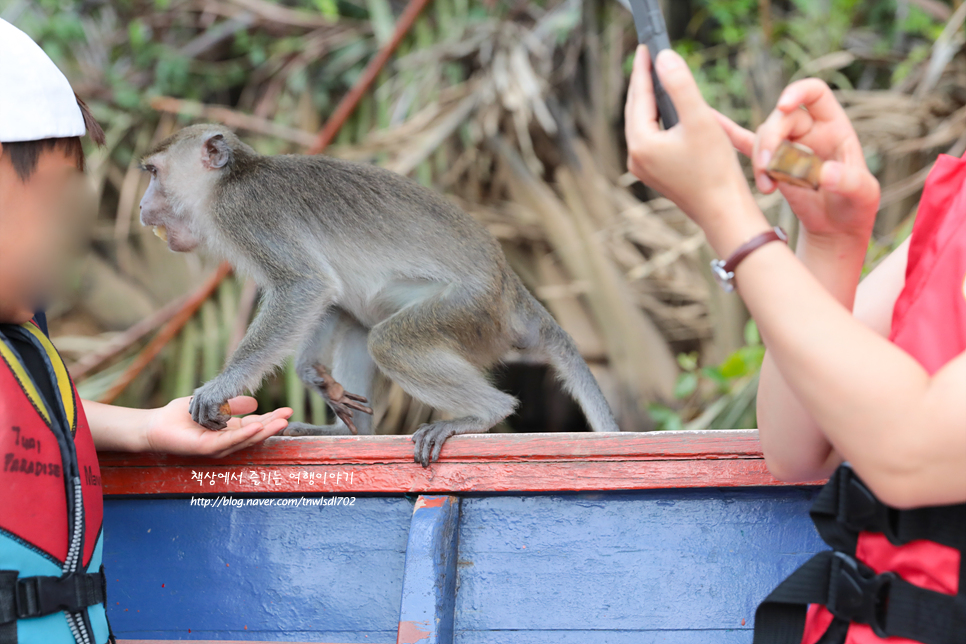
[[0, 18, 86, 143]]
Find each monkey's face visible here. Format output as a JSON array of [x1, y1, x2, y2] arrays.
[[138, 152, 210, 253], [138, 169, 200, 253], [139, 129, 236, 253]]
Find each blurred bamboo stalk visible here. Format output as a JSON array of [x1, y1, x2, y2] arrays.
[[308, 0, 434, 153], [70, 294, 187, 381], [96, 263, 233, 404], [228, 279, 259, 357]]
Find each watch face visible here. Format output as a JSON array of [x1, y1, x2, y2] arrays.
[[710, 260, 735, 293]]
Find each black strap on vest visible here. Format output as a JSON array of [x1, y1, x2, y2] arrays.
[[810, 465, 966, 553], [754, 465, 966, 644], [0, 572, 13, 644], [0, 567, 107, 627], [753, 549, 966, 643]]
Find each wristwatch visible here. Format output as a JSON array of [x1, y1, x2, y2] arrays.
[[711, 226, 788, 293]]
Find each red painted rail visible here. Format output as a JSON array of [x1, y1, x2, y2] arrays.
[[99, 430, 825, 495]]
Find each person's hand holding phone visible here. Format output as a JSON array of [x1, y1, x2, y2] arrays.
[[624, 45, 770, 259]]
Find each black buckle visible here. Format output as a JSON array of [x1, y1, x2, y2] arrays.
[[836, 465, 880, 532], [837, 465, 904, 543], [827, 552, 895, 638], [16, 573, 91, 619]]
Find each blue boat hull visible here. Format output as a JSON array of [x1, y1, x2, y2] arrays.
[[103, 485, 824, 642]]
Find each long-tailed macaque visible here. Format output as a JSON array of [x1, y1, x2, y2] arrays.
[[139, 125, 619, 465]]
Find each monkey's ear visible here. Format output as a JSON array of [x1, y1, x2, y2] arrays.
[[201, 134, 232, 170]]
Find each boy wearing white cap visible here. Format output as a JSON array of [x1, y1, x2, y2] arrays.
[[0, 19, 292, 643]]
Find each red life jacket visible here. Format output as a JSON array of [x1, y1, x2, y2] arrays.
[[754, 153, 966, 644], [0, 321, 111, 644]]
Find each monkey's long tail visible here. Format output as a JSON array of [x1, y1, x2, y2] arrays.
[[530, 300, 621, 433]]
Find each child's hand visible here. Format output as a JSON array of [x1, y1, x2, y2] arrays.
[[143, 396, 292, 458], [713, 79, 880, 242], [625, 46, 766, 255]]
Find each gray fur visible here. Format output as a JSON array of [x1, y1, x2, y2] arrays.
[[139, 124, 620, 466]]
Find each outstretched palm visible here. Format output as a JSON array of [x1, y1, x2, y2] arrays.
[[144, 396, 292, 458]]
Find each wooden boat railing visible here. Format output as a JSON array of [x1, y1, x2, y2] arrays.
[[99, 429, 825, 495]]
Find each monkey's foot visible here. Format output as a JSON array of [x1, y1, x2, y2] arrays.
[[310, 365, 372, 435], [411, 422, 462, 468], [281, 422, 354, 437]]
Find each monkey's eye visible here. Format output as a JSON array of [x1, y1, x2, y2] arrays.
[[142, 164, 158, 177]]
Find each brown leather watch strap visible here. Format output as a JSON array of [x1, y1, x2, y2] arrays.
[[723, 226, 788, 274], [710, 226, 788, 292]]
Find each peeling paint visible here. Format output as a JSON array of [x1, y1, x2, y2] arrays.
[[417, 496, 449, 509], [397, 619, 432, 643]]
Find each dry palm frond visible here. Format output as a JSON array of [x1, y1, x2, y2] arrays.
[[28, 0, 966, 432]]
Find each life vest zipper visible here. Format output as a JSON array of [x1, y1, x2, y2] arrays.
[[66, 611, 91, 644], [64, 476, 84, 574], [64, 475, 91, 644]]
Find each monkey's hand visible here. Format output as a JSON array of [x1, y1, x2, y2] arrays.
[[189, 381, 236, 430], [310, 365, 373, 435]]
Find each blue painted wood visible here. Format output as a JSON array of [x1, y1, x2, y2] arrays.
[[396, 496, 461, 644], [456, 631, 754, 643], [101, 487, 824, 642], [103, 496, 412, 642], [452, 488, 824, 643]]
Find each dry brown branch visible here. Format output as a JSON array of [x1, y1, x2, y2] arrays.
[[69, 294, 188, 381], [149, 97, 317, 146]]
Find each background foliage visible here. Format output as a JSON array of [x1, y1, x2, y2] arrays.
[[3, 0, 963, 433]]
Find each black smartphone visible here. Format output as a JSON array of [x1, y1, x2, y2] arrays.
[[628, 0, 679, 129]]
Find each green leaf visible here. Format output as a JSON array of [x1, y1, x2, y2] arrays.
[[249, 45, 267, 67], [676, 351, 699, 372], [128, 20, 148, 48], [674, 372, 699, 399], [718, 351, 748, 379], [744, 319, 761, 346], [112, 84, 142, 111], [366, 0, 395, 45], [738, 345, 766, 372], [313, 0, 341, 20], [648, 404, 684, 432], [701, 366, 730, 392]]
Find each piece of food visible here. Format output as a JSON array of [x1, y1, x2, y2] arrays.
[[765, 141, 822, 190], [153, 225, 168, 241]]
